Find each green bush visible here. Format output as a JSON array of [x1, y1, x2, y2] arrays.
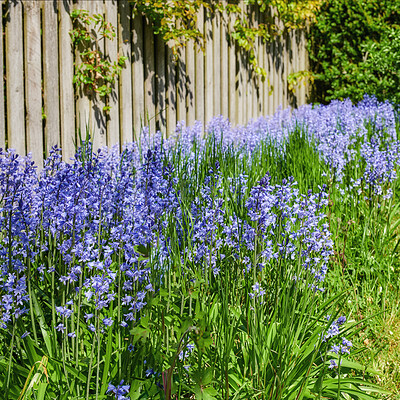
[[308, 0, 400, 105]]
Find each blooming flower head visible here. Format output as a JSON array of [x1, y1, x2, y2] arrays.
[[107, 380, 130, 399]]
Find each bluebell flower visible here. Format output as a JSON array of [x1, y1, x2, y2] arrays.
[[106, 380, 130, 399]]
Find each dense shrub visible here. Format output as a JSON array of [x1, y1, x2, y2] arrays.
[[308, 0, 400, 105]]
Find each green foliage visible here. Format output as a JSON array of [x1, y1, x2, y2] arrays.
[[69, 9, 127, 111], [132, 0, 207, 56], [132, 0, 322, 77], [308, 0, 400, 105]]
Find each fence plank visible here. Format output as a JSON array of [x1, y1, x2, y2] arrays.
[[299, 29, 307, 105], [236, 49, 244, 126], [75, 0, 91, 144], [258, 12, 265, 117], [118, 0, 133, 145], [5, 0, 25, 155], [220, 6, 228, 119], [186, 39, 195, 126], [24, 0, 43, 166], [166, 44, 176, 136], [228, 10, 235, 124], [195, 6, 204, 128], [265, 37, 273, 116], [176, 44, 186, 124], [155, 36, 166, 133], [144, 21, 156, 133], [91, 0, 107, 151], [254, 7, 261, 118], [43, 0, 60, 155], [283, 32, 289, 109], [0, 1, 5, 149], [132, 12, 144, 138], [212, 11, 220, 116], [204, 8, 213, 127], [105, 0, 120, 149], [59, 0, 76, 161]]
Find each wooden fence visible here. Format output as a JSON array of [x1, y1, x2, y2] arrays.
[[0, 0, 309, 165]]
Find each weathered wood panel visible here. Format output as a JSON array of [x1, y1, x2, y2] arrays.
[[132, 12, 144, 138], [0, 1, 5, 150], [24, 0, 43, 165], [155, 36, 166, 133], [43, 0, 60, 155], [144, 21, 156, 133], [5, 0, 25, 155], [166, 44, 176, 137], [227, 11, 235, 123], [186, 38, 195, 126], [176, 44, 186, 124], [118, 0, 133, 145], [204, 8, 213, 128], [105, 0, 120, 148], [59, 0, 76, 161], [91, 0, 107, 151], [1, 0, 310, 162], [212, 11, 221, 117], [75, 0, 91, 144], [195, 6, 205, 129], [220, 6, 229, 119]]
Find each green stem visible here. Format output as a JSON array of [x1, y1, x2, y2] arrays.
[[5, 322, 16, 395]]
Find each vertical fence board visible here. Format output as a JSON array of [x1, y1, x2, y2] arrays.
[[118, 0, 132, 145], [265, 39, 272, 116], [284, 32, 290, 109], [74, 0, 91, 145], [278, 33, 284, 110], [271, 41, 278, 114], [212, 12, 220, 116], [105, 0, 120, 149], [155, 36, 166, 133], [186, 38, 195, 126], [165, 46, 176, 136], [195, 5, 204, 129], [228, 11, 235, 124], [6, 0, 25, 155], [236, 49, 243, 126], [0, 1, 5, 149], [43, 0, 60, 155], [92, 0, 107, 151], [220, 6, 228, 119], [144, 21, 155, 133], [204, 8, 213, 127], [299, 29, 306, 105], [281, 33, 287, 110], [59, 0, 76, 161], [132, 12, 144, 138], [258, 16, 265, 117], [176, 44, 186, 124], [166, 44, 176, 136], [250, 7, 256, 120], [24, 0, 42, 165]]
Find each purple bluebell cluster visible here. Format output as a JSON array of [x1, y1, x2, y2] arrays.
[[0, 96, 398, 393]]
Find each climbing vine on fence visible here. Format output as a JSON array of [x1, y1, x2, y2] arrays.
[[132, 0, 323, 78], [69, 9, 127, 112]]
